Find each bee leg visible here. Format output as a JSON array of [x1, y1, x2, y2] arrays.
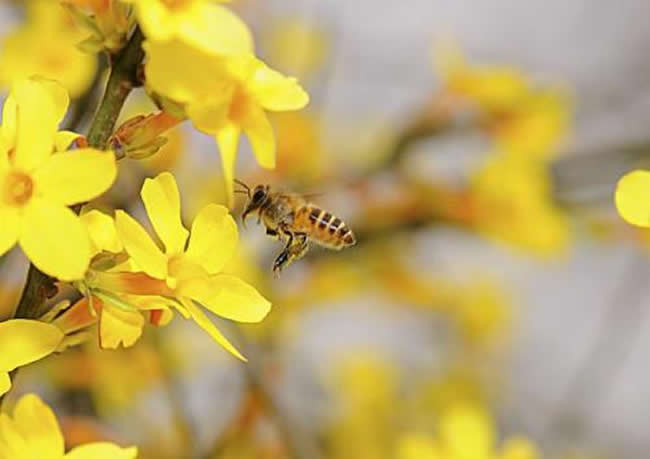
[[288, 234, 309, 263], [272, 233, 308, 274], [266, 228, 279, 238], [272, 250, 290, 275]]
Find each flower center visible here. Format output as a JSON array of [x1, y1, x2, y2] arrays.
[[160, 0, 191, 10], [228, 88, 249, 123], [3, 171, 34, 207]]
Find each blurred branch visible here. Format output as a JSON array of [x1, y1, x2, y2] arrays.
[[152, 330, 195, 459], [204, 325, 321, 459], [551, 141, 650, 207], [543, 253, 649, 445]]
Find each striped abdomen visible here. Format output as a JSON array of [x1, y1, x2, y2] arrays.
[[294, 205, 356, 250]]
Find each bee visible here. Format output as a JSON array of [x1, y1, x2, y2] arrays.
[[235, 180, 356, 273]]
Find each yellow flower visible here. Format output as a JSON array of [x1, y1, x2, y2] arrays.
[[435, 43, 530, 114], [124, 0, 253, 56], [90, 172, 270, 358], [471, 155, 569, 257], [0, 393, 137, 458], [0, 0, 98, 98], [615, 170, 650, 227], [490, 90, 570, 161], [434, 44, 570, 161], [0, 320, 63, 397], [398, 433, 441, 459], [0, 78, 117, 280], [397, 404, 539, 459], [61, 0, 131, 53], [265, 17, 329, 79], [145, 40, 309, 204]]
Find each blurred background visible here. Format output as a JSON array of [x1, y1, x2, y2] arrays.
[[2, 0, 650, 458]]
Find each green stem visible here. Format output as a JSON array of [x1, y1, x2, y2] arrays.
[[87, 27, 144, 150]]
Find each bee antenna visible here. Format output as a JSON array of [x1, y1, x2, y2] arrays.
[[233, 178, 251, 197]]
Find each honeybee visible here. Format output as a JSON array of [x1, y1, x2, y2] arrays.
[[235, 180, 356, 272]]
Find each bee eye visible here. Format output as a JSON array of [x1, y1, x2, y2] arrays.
[[253, 190, 265, 202]]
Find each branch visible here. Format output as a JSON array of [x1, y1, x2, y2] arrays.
[[203, 325, 321, 459], [87, 28, 145, 150]]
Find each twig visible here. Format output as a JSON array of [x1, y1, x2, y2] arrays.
[[87, 28, 144, 150], [203, 324, 321, 459]]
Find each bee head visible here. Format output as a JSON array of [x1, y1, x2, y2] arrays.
[[237, 181, 270, 226]]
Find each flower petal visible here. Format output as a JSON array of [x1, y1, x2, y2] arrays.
[[243, 104, 276, 169], [615, 170, 650, 227], [185, 204, 238, 274], [52, 297, 98, 335], [186, 96, 231, 134], [0, 319, 63, 372], [19, 200, 91, 281], [500, 437, 539, 459], [0, 91, 17, 148], [141, 172, 188, 255], [80, 210, 122, 256], [215, 123, 241, 207], [114, 210, 168, 280], [13, 78, 69, 171], [179, 274, 270, 323], [99, 304, 145, 349], [144, 39, 230, 104], [34, 149, 116, 205], [12, 393, 64, 457], [397, 433, 440, 459], [65, 443, 138, 459], [250, 62, 310, 111], [90, 271, 172, 296], [54, 131, 83, 152], [0, 412, 27, 456], [181, 298, 245, 361], [0, 205, 20, 256], [0, 372, 10, 397], [175, 3, 254, 56]]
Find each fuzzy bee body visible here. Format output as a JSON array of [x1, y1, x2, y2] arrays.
[[237, 182, 356, 272], [293, 204, 356, 250]]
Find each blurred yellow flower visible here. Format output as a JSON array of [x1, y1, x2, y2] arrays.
[[615, 170, 650, 227], [397, 404, 539, 459], [0, 393, 137, 458], [46, 343, 164, 415], [145, 41, 309, 204], [328, 354, 398, 459], [125, 0, 253, 56], [271, 110, 324, 183], [490, 90, 570, 161], [61, 0, 131, 53], [471, 155, 569, 256], [435, 43, 570, 161], [265, 17, 329, 79], [0, 319, 63, 397], [0, 78, 117, 280], [435, 44, 530, 114], [87, 172, 270, 358], [0, 0, 98, 98]]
